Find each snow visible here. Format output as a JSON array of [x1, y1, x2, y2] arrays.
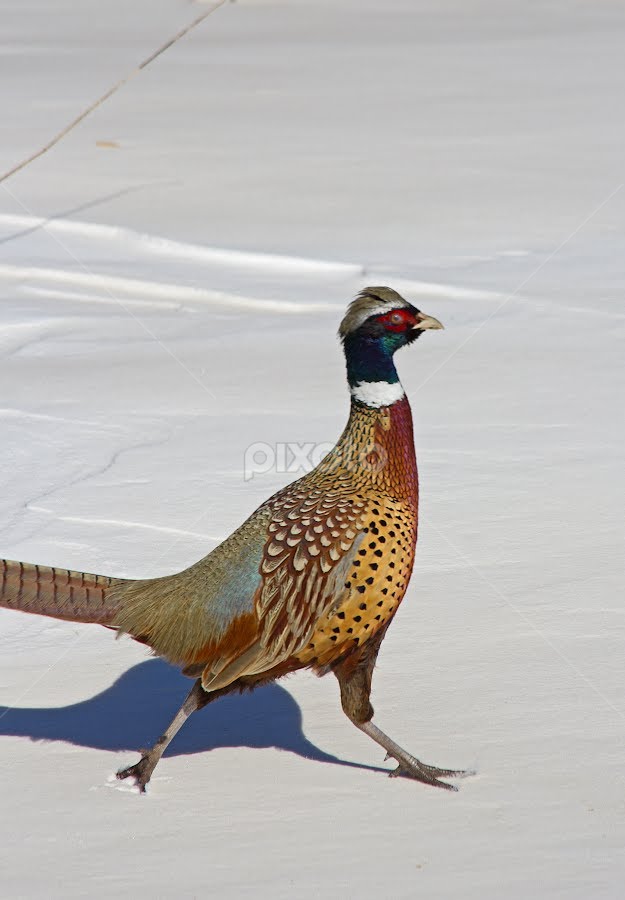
[[1, 0, 624, 897]]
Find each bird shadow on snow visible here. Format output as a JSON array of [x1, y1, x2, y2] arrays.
[[0, 658, 385, 775]]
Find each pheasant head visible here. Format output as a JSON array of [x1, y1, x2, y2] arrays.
[[339, 286, 443, 407]]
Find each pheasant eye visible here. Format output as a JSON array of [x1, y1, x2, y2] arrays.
[[377, 309, 409, 332]]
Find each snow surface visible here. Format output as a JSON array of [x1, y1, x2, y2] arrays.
[[1, 1, 624, 897]]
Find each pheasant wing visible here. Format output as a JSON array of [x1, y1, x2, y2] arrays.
[[200, 488, 368, 689]]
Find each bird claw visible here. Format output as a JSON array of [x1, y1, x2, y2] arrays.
[[387, 758, 473, 791], [116, 756, 155, 793]]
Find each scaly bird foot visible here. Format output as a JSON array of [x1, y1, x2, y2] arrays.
[[357, 721, 472, 792], [387, 755, 473, 791], [116, 754, 157, 793]]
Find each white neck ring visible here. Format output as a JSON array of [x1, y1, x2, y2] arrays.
[[350, 381, 405, 408]]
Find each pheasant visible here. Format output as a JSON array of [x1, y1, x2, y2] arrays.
[[1, 287, 468, 792]]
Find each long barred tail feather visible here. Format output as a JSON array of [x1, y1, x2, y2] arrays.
[[0, 559, 126, 626]]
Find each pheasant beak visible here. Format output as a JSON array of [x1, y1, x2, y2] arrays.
[[413, 312, 444, 331]]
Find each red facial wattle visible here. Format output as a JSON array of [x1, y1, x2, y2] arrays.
[[375, 308, 417, 332]]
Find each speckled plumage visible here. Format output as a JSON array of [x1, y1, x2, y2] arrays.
[[110, 394, 418, 691], [1, 287, 467, 792]]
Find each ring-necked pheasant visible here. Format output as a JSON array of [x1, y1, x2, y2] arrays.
[[1, 287, 469, 791]]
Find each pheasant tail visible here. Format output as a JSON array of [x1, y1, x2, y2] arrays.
[[0, 558, 125, 625]]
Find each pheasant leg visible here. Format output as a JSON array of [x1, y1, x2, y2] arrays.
[[356, 719, 470, 791], [117, 678, 213, 792], [334, 639, 470, 792]]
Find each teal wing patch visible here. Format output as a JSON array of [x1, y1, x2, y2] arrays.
[[113, 507, 271, 665]]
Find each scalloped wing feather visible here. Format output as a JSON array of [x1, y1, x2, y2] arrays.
[[200, 490, 368, 690]]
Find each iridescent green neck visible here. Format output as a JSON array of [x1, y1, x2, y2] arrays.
[[343, 331, 400, 389]]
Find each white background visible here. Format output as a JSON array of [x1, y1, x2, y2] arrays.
[[1, 1, 624, 897]]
